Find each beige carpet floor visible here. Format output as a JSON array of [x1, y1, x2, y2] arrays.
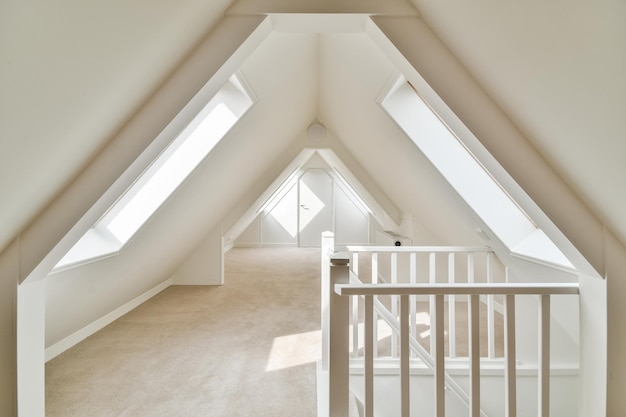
[[46, 247, 323, 417], [45, 247, 503, 416]]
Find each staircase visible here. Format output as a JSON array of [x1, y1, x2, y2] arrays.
[[318, 232, 580, 417]]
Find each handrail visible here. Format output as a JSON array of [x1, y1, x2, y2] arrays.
[[336, 282, 580, 296], [345, 245, 494, 253]]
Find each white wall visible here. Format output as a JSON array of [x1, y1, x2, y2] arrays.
[[234, 155, 375, 248], [0, 241, 18, 417], [606, 233, 625, 415], [349, 369, 578, 417], [171, 226, 224, 285], [234, 216, 263, 247]]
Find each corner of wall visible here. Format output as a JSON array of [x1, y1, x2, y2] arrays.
[[0, 240, 20, 416], [45, 278, 172, 362], [170, 226, 224, 285], [605, 230, 626, 416]]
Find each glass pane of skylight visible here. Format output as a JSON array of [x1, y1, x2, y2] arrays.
[[382, 79, 535, 247], [106, 103, 237, 242]]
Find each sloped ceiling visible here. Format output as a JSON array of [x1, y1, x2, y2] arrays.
[[316, 31, 481, 243], [2, 0, 625, 258], [0, 0, 233, 250], [410, 0, 626, 243]]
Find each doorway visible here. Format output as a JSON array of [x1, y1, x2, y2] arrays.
[[254, 167, 370, 248]]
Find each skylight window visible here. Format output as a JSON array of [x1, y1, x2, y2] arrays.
[[55, 75, 253, 270], [105, 103, 237, 243], [381, 76, 573, 269]]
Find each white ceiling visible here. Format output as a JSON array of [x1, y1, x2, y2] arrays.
[[1, 0, 625, 257], [0, 0, 232, 249], [411, 0, 626, 241]]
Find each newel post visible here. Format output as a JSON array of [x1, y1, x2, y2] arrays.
[[328, 252, 350, 417], [321, 231, 335, 371]]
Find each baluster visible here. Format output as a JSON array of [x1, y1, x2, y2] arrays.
[[391, 252, 398, 357], [539, 295, 551, 417], [372, 252, 379, 358], [364, 295, 374, 417], [351, 253, 359, 358], [434, 294, 445, 417], [487, 252, 496, 359], [469, 294, 481, 417], [504, 294, 517, 417], [400, 295, 410, 417], [467, 253, 474, 359], [448, 252, 456, 358], [371, 252, 378, 284], [409, 252, 417, 358], [351, 296, 359, 358], [351, 252, 359, 276], [429, 252, 436, 355]]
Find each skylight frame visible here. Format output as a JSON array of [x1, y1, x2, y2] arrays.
[[380, 74, 574, 270], [54, 74, 254, 271]]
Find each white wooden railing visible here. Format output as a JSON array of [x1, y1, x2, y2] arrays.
[[320, 233, 580, 417], [345, 244, 502, 360]]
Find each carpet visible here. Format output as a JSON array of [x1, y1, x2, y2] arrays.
[[46, 247, 322, 417]]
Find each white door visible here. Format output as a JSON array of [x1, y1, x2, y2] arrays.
[[298, 169, 333, 247]]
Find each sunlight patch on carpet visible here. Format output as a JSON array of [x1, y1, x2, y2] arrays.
[[266, 329, 322, 372]]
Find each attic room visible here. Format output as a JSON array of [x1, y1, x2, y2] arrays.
[[1, 1, 625, 416]]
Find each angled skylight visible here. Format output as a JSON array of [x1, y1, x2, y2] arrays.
[[104, 103, 237, 243], [381, 76, 573, 269], [55, 74, 253, 270]]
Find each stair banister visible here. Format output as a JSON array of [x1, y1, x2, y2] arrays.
[[334, 282, 579, 417], [348, 270, 481, 415], [322, 240, 579, 417], [342, 245, 496, 416]]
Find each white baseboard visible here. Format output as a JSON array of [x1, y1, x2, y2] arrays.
[[45, 279, 172, 362], [232, 243, 298, 248]]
